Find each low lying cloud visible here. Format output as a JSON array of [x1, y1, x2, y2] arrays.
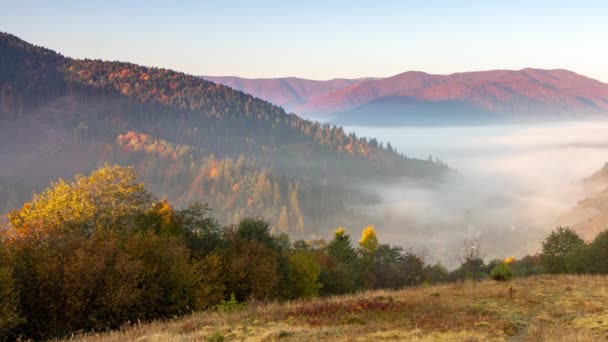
[[346, 120, 608, 268]]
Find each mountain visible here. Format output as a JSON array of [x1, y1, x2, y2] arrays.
[[201, 76, 373, 114], [0, 32, 448, 235], [205, 69, 608, 125]]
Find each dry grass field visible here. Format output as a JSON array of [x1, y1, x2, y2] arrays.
[[66, 275, 608, 341]]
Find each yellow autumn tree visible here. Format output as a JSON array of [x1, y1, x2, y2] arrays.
[[504, 256, 516, 264], [359, 224, 379, 255], [7, 164, 154, 237]]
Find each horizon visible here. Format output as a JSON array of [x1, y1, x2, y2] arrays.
[[201, 67, 602, 83], [4, 30, 606, 85], [2, 0, 608, 82]]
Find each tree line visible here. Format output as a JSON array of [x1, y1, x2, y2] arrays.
[[1, 165, 606, 340], [0, 165, 442, 340]]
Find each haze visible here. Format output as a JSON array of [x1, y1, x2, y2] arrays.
[[346, 121, 608, 267]]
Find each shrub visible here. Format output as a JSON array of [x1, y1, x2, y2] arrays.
[[423, 263, 449, 284], [217, 293, 245, 313], [490, 263, 513, 282], [511, 254, 542, 277], [207, 331, 225, 342]]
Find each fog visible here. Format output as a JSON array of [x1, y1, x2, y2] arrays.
[[345, 121, 608, 268]]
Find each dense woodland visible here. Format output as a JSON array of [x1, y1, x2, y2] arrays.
[[0, 32, 448, 235], [0, 165, 444, 339], [1, 165, 603, 340]]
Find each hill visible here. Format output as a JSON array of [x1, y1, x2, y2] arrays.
[[0, 32, 447, 235], [206, 69, 608, 125], [560, 163, 608, 240], [67, 275, 608, 341], [202, 76, 374, 114]]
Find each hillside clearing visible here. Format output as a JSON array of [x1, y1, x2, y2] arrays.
[[66, 275, 608, 341]]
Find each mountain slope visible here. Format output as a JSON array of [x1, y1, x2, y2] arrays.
[[205, 69, 608, 125], [560, 163, 608, 240], [0, 32, 448, 235], [319, 69, 608, 115]]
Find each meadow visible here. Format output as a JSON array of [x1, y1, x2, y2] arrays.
[[68, 275, 608, 342]]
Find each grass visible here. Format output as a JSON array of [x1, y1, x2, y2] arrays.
[[65, 275, 608, 341]]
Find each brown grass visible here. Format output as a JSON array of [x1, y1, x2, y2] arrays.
[[64, 275, 608, 341]]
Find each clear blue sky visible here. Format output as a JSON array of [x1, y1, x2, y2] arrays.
[[2, 0, 607, 82]]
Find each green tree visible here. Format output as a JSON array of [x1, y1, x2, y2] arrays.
[[178, 203, 223, 257], [423, 263, 449, 284], [541, 227, 584, 274], [236, 218, 275, 249], [588, 230, 608, 273], [567, 230, 608, 274], [287, 251, 322, 298], [327, 227, 357, 264]]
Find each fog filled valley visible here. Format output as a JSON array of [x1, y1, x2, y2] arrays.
[[344, 122, 608, 266]]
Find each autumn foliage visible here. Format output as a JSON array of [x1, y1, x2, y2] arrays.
[[0, 165, 451, 339]]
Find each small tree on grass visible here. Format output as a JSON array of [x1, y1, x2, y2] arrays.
[[490, 258, 514, 282], [459, 239, 485, 281], [541, 227, 584, 274]]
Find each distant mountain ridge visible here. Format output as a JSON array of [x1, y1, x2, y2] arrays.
[[202, 76, 375, 113], [205, 69, 608, 125]]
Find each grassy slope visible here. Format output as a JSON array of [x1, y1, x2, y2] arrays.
[[65, 275, 608, 342]]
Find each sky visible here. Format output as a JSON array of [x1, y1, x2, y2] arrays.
[[2, 0, 607, 82]]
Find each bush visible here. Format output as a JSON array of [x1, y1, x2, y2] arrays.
[[490, 263, 513, 282], [207, 331, 226, 342], [217, 293, 245, 313], [511, 255, 542, 277]]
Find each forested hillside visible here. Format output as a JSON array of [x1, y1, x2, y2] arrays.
[[558, 163, 608, 240], [0, 32, 448, 235]]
